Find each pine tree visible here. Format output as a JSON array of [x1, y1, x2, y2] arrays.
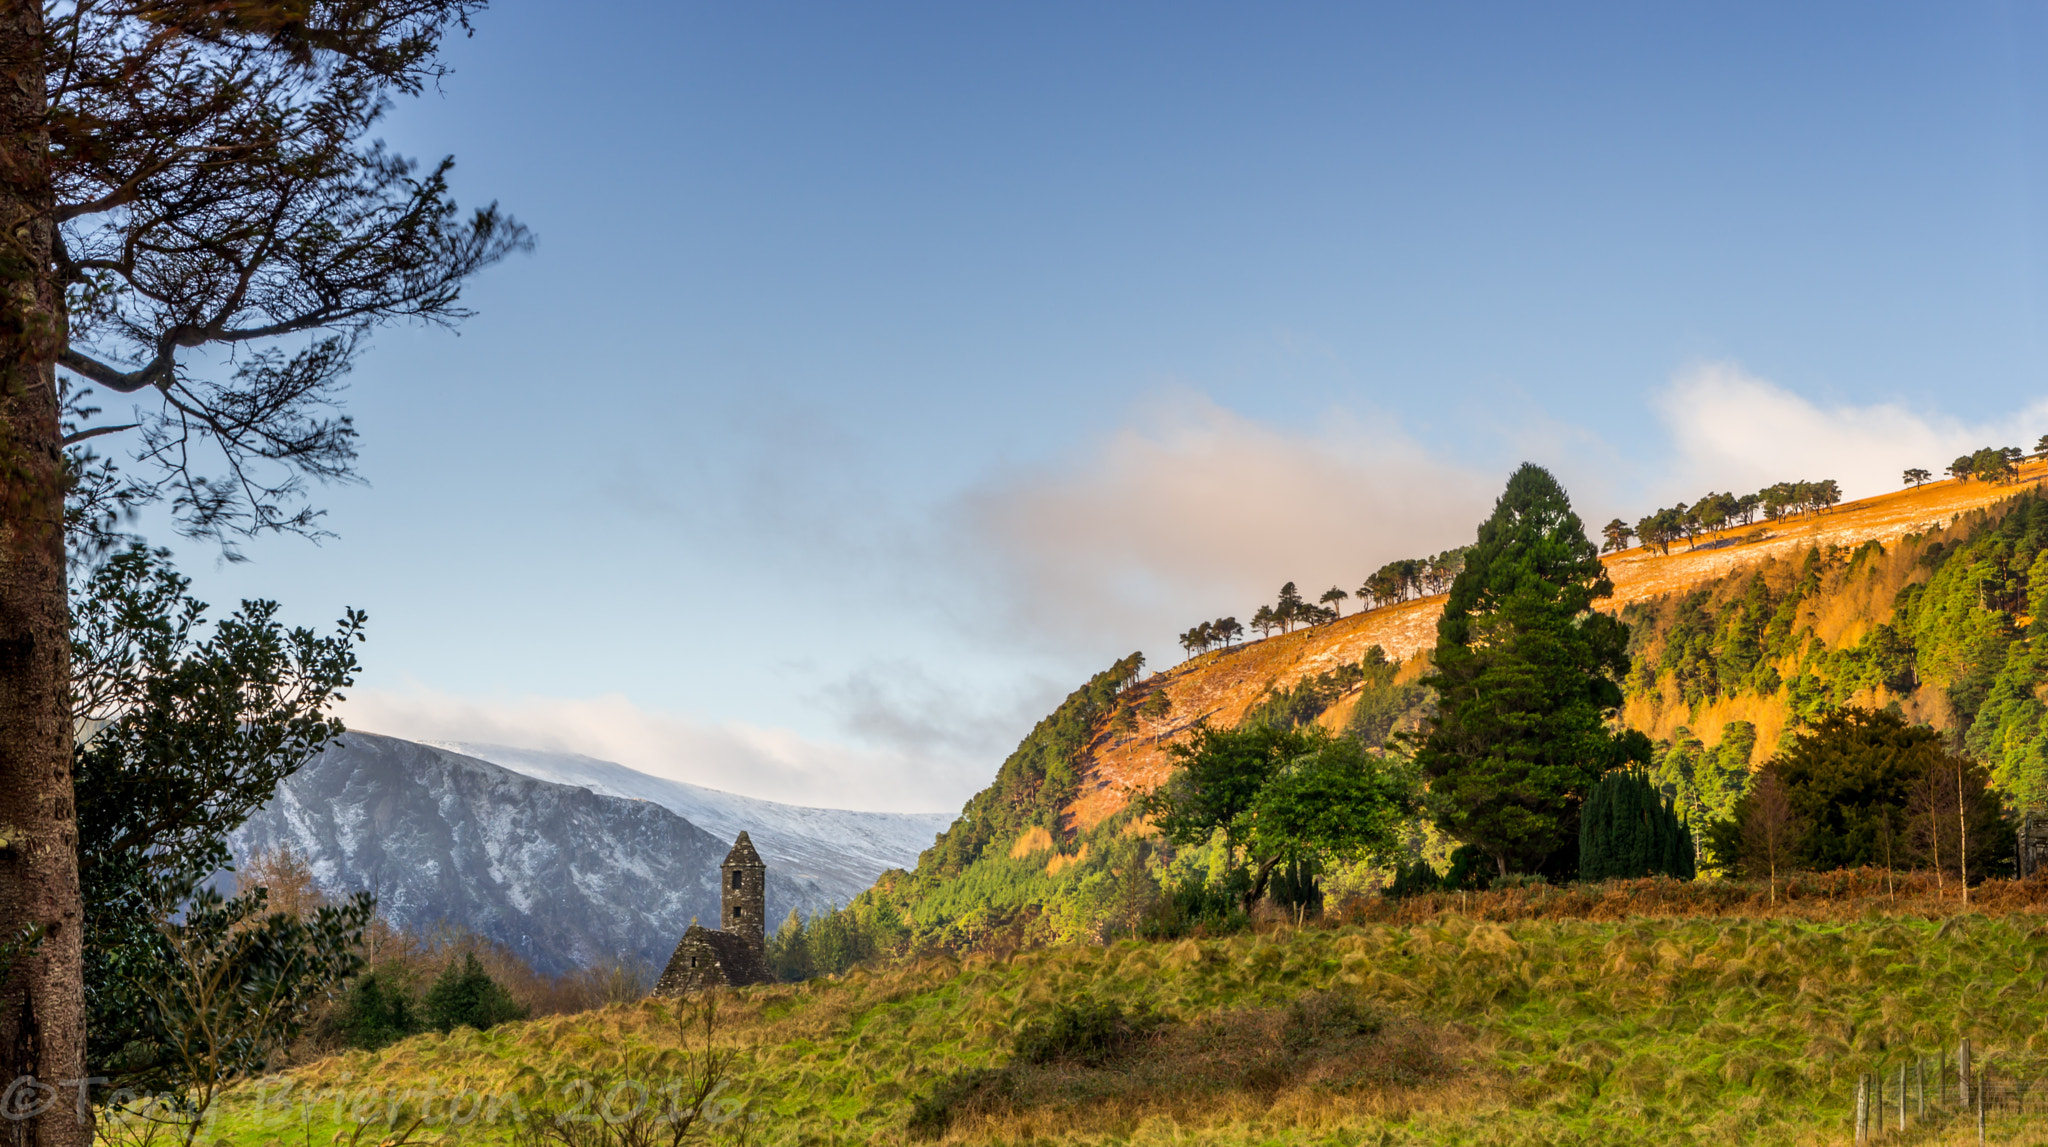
[[1413, 464, 1646, 877], [1579, 769, 1695, 881], [423, 952, 526, 1034]]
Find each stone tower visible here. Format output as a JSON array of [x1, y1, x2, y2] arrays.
[[720, 831, 767, 951]]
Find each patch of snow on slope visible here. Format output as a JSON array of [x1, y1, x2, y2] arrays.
[[424, 741, 953, 897]]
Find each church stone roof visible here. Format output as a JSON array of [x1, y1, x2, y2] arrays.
[[723, 831, 765, 869], [652, 922, 770, 994]]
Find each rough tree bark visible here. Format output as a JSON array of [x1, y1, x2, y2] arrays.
[[0, 2, 86, 1144]]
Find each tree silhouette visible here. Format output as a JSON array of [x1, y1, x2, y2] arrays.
[[1413, 464, 1645, 876], [1319, 586, 1348, 619], [1275, 582, 1305, 632], [1949, 455, 1977, 482], [1600, 518, 1634, 554], [1903, 467, 1931, 488], [1251, 605, 1276, 639], [0, 2, 527, 1111]]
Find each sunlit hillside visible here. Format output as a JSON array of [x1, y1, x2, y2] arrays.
[[1070, 468, 2044, 832]]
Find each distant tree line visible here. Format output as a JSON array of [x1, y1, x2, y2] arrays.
[[1604, 479, 1842, 556], [1940, 442, 2043, 485], [1176, 551, 1473, 662]]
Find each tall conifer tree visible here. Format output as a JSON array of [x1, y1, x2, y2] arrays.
[[1412, 464, 1645, 877]]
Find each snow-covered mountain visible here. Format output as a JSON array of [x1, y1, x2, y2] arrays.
[[227, 734, 844, 974], [426, 741, 952, 902]]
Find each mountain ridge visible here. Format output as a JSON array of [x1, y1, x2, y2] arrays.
[[226, 734, 896, 974]]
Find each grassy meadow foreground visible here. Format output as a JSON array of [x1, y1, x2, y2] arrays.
[[206, 876, 2048, 1147]]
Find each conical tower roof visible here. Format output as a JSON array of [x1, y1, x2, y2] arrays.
[[723, 831, 764, 868]]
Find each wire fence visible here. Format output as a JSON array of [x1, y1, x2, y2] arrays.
[[1853, 1040, 2048, 1144]]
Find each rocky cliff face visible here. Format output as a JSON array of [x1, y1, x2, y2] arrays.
[[226, 733, 838, 975]]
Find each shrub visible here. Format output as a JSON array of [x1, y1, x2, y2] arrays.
[[1282, 990, 1382, 1053], [1013, 999, 1160, 1067], [423, 952, 527, 1033], [1267, 858, 1324, 918], [332, 971, 421, 1050], [1137, 870, 1248, 939]]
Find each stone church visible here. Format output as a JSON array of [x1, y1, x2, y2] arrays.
[[653, 831, 771, 993]]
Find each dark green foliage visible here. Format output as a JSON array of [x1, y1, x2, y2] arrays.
[[1618, 490, 2048, 809], [1137, 870, 1248, 939], [766, 902, 888, 981], [1647, 723, 1753, 827], [1013, 999, 1161, 1067], [1342, 647, 1431, 748], [1414, 464, 1645, 877], [423, 952, 527, 1034], [1382, 858, 1442, 898], [1702, 708, 2012, 879], [1266, 858, 1323, 917], [766, 909, 814, 982], [1143, 725, 1416, 910], [1440, 844, 1495, 890], [1579, 769, 1696, 882], [332, 971, 421, 1050], [73, 545, 370, 1088]]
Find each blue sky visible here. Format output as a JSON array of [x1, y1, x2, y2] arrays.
[[146, 2, 2048, 811]]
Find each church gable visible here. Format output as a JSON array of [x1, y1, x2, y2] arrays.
[[650, 831, 773, 996]]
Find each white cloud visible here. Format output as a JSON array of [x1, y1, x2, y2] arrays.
[[338, 685, 971, 814], [946, 390, 1501, 654], [369, 370, 2041, 819], [1654, 362, 2048, 504]]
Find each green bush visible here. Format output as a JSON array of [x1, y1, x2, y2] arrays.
[[423, 952, 526, 1034], [1267, 857, 1323, 917], [331, 971, 422, 1050], [1137, 870, 1247, 939], [1013, 998, 1160, 1067]]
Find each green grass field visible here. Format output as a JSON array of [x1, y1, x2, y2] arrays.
[[188, 890, 2048, 1147]]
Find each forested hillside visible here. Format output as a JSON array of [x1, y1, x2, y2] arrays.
[[806, 473, 2048, 956], [1624, 489, 2048, 826]]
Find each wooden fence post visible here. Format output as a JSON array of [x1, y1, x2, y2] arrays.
[[1856, 1073, 1868, 1144], [1976, 1067, 1985, 1144], [1917, 1057, 1925, 1117], [1960, 1038, 1972, 1108], [1898, 1061, 1906, 1132]]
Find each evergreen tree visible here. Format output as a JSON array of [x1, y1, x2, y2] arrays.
[[1275, 582, 1305, 631], [767, 909, 816, 983], [1319, 586, 1349, 618], [76, 546, 372, 1089], [334, 971, 422, 1050], [1579, 769, 1695, 881], [1599, 518, 1634, 553], [423, 952, 526, 1034], [1412, 464, 1646, 877]]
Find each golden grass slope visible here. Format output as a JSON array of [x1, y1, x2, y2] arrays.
[[210, 880, 2048, 1147], [1069, 470, 2043, 831]]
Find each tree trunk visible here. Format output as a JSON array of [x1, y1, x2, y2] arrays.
[[1244, 853, 1285, 915], [0, 4, 86, 1145]]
